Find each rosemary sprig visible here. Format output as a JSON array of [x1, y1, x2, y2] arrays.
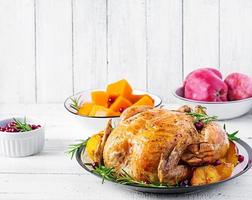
[[117, 169, 170, 188], [93, 165, 116, 183], [223, 124, 239, 141], [13, 118, 32, 132], [92, 165, 171, 188], [187, 112, 218, 124], [67, 139, 88, 159], [70, 96, 82, 111]]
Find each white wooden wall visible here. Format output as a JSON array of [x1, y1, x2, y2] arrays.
[[0, 0, 251, 104]]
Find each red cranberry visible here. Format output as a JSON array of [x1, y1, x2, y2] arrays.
[[180, 179, 189, 187], [214, 159, 222, 166], [6, 122, 16, 128], [119, 107, 124, 113], [108, 98, 114, 103], [238, 155, 244, 163], [31, 124, 37, 130], [7, 128, 16, 132], [91, 162, 99, 169], [0, 127, 6, 132], [9, 122, 17, 126], [194, 121, 204, 131]]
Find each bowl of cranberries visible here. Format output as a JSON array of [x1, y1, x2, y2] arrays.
[[0, 117, 44, 157]]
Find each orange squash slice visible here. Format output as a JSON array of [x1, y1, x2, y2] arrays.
[[133, 95, 154, 107], [106, 79, 133, 99], [91, 91, 109, 107], [78, 102, 95, 116], [110, 96, 132, 113]]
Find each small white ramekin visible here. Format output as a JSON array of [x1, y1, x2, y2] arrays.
[[0, 117, 45, 157]]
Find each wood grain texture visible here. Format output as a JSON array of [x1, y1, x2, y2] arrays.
[[220, 0, 252, 77], [107, 0, 147, 90], [146, 0, 183, 103], [0, 0, 35, 103], [0, 104, 251, 200], [73, 0, 107, 92], [0, 0, 252, 103], [183, 0, 220, 78], [36, 0, 73, 103]]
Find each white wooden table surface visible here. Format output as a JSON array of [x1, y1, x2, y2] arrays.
[[0, 103, 251, 200]]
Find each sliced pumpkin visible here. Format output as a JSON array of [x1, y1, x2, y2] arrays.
[[78, 102, 95, 116], [191, 165, 221, 186], [89, 105, 120, 117], [91, 91, 109, 108], [107, 109, 120, 117], [133, 95, 154, 107], [224, 141, 239, 166], [110, 96, 132, 113], [106, 79, 133, 99], [86, 132, 104, 161], [215, 162, 234, 180], [129, 94, 145, 104]]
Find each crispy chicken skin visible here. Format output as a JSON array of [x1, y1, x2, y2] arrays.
[[102, 106, 229, 185]]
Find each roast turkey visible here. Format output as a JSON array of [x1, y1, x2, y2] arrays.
[[101, 105, 229, 185]]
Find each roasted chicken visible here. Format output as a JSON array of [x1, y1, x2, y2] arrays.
[[101, 105, 229, 185]]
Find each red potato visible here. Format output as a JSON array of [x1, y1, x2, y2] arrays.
[[184, 68, 228, 102], [224, 73, 252, 100]]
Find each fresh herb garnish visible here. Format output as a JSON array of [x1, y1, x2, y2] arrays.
[[223, 124, 239, 141], [70, 96, 82, 111], [13, 118, 32, 132], [93, 165, 116, 183], [92, 165, 171, 188], [187, 112, 218, 124], [67, 139, 88, 159]]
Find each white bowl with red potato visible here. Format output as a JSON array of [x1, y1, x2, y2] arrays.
[[0, 117, 44, 157], [173, 68, 252, 120], [64, 79, 162, 135]]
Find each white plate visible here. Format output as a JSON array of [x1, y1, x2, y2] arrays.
[[64, 89, 162, 136]]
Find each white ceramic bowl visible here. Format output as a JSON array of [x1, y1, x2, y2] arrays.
[[173, 87, 252, 120], [64, 89, 162, 135], [0, 117, 45, 157]]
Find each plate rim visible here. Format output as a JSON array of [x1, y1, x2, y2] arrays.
[[76, 138, 252, 191]]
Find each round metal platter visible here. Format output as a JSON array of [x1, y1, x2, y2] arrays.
[[76, 139, 252, 194]]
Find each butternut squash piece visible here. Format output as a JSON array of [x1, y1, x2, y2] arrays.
[[224, 141, 239, 166], [106, 79, 133, 99], [89, 105, 109, 117], [133, 95, 154, 107], [215, 162, 234, 180], [78, 102, 95, 116], [191, 165, 221, 186], [86, 132, 104, 161], [110, 96, 132, 113], [91, 91, 109, 107], [129, 94, 145, 103], [106, 109, 120, 117], [89, 105, 120, 117]]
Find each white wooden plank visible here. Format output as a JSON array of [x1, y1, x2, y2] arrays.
[[0, 139, 84, 174], [183, 0, 219, 78], [220, 0, 252, 77], [107, 0, 147, 90], [36, 0, 73, 103], [0, 171, 251, 200], [0, 0, 35, 103], [146, 0, 183, 103], [73, 0, 107, 92], [0, 104, 251, 199]]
